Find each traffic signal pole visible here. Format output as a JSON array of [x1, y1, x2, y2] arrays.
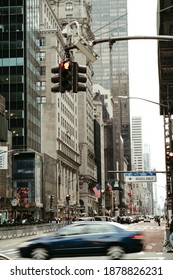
[[62, 29, 173, 217]]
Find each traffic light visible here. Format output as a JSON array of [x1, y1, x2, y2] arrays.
[[66, 194, 70, 201], [50, 195, 54, 203], [60, 60, 73, 93], [51, 65, 61, 93], [73, 62, 87, 93], [51, 60, 73, 93], [166, 151, 173, 165]]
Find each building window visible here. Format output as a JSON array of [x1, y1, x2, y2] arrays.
[[66, 2, 73, 11], [36, 81, 46, 91], [40, 52, 46, 61], [40, 37, 46, 46], [66, 14, 73, 18], [40, 66, 46, 76]]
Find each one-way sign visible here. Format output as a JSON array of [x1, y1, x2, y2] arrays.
[[124, 172, 156, 183]]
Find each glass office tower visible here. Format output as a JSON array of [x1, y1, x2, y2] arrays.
[[89, 0, 131, 170], [0, 0, 41, 152], [89, 0, 128, 90], [0, 0, 42, 219]]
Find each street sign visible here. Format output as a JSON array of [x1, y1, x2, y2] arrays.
[[124, 172, 157, 183]]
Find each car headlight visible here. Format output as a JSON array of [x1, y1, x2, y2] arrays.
[[18, 241, 33, 248]]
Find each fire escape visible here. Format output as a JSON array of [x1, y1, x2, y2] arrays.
[[163, 89, 173, 216], [158, 1, 173, 218]]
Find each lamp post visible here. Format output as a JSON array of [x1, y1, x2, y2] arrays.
[[65, 175, 79, 223], [118, 95, 171, 219], [118, 96, 167, 108]]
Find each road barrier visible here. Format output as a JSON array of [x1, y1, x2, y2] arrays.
[[0, 223, 65, 240]]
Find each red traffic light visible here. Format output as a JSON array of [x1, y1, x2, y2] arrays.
[[66, 194, 70, 201], [51, 61, 73, 93], [60, 60, 73, 93], [60, 60, 71, 70]]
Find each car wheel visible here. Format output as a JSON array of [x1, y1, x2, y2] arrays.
[[107, 245, 125, 260], [31, 247, 50, 260]]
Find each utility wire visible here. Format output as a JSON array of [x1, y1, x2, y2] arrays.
[[95, 24, 127, 38], [92, 13, 128, 35], [157, 5, 173, 13]]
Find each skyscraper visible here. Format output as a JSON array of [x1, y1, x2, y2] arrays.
[[131, 116, 149, 214], [0, 1, 41, 151], [89, 0, 128, 90], [89, 0, 131, 170], [131, 116, 143, 171]]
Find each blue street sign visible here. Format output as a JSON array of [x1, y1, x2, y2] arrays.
[[124, 172, 156, 182]]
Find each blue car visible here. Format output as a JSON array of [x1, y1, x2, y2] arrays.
[[18, 221, 144, 260]]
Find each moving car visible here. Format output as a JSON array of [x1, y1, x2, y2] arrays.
[[18, 221, 144, 260]]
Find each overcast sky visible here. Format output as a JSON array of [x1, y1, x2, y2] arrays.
[[127, 0, 166, 200]]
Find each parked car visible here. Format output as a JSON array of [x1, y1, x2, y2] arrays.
[[132, 215, 139, 223], [18, 221, 144, 260], [78, 217, 95, 221], [120, 216, 132, 224], [144, 216, 151, 222], [94, 216, 112, 221], [138, 215, 144, 221]]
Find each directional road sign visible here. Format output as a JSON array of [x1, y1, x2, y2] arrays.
[[124, 172, 157, 183]]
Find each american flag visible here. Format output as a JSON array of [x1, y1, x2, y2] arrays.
[[92, 184, 101, 198], [107, 182, 112, 191]]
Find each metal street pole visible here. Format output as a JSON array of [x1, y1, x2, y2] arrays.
[[65, 35, 173, 53], [118, 96, 167, 108], [118, 95, 172, 218], [92, 35, 173, 46]]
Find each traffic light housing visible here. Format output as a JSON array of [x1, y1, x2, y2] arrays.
[[166, 151, 173, 165], [51, 65, 61, 93], [60, 60, 73, 93], [66, 194, 70, 201], [73, 62, 87, 93], [50, 195, 54, 203], [51, 60, 73, 93]]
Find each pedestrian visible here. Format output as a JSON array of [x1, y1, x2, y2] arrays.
[[169, 216, 173, 248], [157, 216, 160, 226]]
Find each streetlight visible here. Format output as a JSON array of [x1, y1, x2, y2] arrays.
[[118, 96, 167, 108]]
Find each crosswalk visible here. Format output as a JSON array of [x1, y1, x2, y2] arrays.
[[128, 223, 165, 231], [0, 250, 167, 260], [0, 248, 19, 259], [0, 223, 169, 260]]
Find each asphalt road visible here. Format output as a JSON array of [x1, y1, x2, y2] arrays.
[[0, 219, 172, 260]]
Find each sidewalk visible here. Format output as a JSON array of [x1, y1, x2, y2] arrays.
[[163, 223, 173, 253]]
